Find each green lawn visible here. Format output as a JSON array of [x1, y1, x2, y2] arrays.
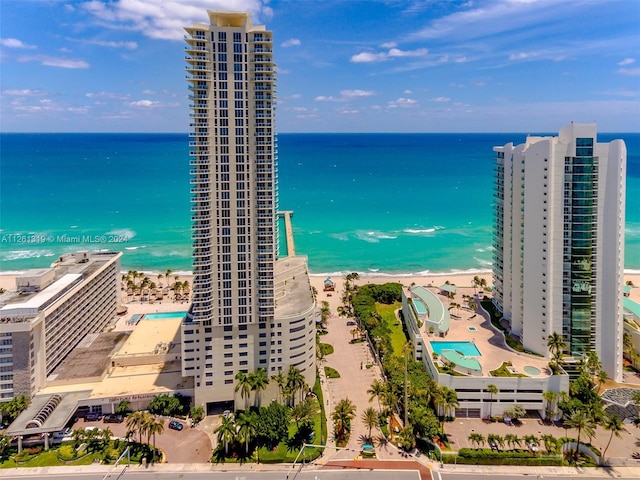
[[376, 302, 406, 356], [318, 343, 334, 356]]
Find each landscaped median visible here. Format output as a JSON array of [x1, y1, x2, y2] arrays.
[[442, 448, 564, 466]]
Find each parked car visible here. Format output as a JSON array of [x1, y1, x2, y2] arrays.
[[168, 420, 183, 431], [52, 428, 73, 439], [84, 412, 102, 422], [103, 414, 124, 423]]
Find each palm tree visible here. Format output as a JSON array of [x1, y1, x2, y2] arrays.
[[540, 434, 558, 453], [361, 407, 379, 441], [291, 397, 319, 430], [236, 411, 257, 454], [164, 269, 173, 290], [542, 390, 558, 422], [126, 411, 151, 444], [398, 425, 415, 451], [235, 372, 252, 409], [504, 433, 519, 450], [147, 417, 165, 460], [547, 332, 566, 365], [565, 409, 596, 462], [271, 370, 286, 403], [596, 369, 608, 393], [439, 386, 459, 419], [332, 398, 356, 444], [367, 380, 387, 411], [286, 365, 307, 406], [249, 368, 269, 408], [601, 414, 626, 460], [468, 432, 485, 449], [487, 433, 502, 450], [215, 415, 236, 455], [486, 384, 498, 419], [523, 434, 539, 453]]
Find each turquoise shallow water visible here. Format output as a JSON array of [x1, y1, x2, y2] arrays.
[[1, 132, 638, 275]]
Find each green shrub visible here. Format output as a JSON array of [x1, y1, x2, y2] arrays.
[[324, 366, 340, 378], [318, 343, 334, 356], [57, 444, 77, 461]]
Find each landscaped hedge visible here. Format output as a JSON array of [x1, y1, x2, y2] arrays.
[[442, 448, 564, 466]]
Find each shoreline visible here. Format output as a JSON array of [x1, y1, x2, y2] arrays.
[[4, 268, 640, 277]]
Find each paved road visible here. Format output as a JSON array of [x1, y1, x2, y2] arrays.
[[0, 468, 421, 480]]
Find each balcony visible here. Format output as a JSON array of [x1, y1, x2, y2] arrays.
[[189, 150, 210, 157], [191, 203, 211, 212], [193, 258, 212, 268], [190, 186, 211, 194], [190, 177, 210, 185], [184, 45, 210, 53]]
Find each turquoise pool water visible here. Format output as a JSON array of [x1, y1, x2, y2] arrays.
[[523, 366, 541, 376], [144, 311, 187, 320], [430, 341, 482, 357], [413, 298, 427, 315]]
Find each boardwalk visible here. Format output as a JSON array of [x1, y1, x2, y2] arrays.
[[279, 210, 296, 256]]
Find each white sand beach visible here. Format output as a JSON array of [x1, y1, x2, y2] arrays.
[[1, 270, 639, 321]]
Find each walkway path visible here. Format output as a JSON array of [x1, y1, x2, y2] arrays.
[[278, 210, 296, 256]]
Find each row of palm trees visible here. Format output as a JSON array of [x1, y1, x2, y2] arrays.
[[216, 410, 258, 455], [121, 269, 190, 297], [125, 411, 165, 458], [235, 366, 309, 409]]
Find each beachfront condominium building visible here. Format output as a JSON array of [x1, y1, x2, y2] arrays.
[[0, 251, 121, 400], [184, 11, 316, 411], [493, 123, 626, 381]]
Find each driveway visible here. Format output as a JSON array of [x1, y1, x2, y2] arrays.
[[72, 415, 212, 463]]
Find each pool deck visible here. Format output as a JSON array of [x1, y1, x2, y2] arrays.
[[414, 285, 551, 377]]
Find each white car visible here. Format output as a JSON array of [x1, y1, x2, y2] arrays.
[[52, 428, 73, 438]]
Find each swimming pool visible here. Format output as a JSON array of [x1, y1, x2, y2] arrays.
[[144, 311, 187, 320], [413, 298, 427, 315], [430, 341, 482, 357]]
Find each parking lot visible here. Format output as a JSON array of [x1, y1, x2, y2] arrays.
[[71, 415, 212, 463]]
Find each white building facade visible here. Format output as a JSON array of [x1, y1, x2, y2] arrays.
[[0, 251, 121, 400], [183, 11, 315, 410], [493, 123, 626, 381]]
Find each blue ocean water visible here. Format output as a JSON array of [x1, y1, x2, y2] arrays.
[[1, 132, 638, 275]]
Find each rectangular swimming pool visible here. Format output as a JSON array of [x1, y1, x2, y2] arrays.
[[413, 298, 427, 315], [144, 311, 187, 320], [430, 341, 482, 357]]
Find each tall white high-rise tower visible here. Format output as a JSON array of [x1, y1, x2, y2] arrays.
[[183, 11, 316, 410], [493, 123, 626, 381]]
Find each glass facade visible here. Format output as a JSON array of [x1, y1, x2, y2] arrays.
[[564, 137, 597, 356]]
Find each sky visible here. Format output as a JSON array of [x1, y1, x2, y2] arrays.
[[1, 0, 639, 133]]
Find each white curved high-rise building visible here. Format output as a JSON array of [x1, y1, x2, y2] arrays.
[[183, 11, 316, 411], [493, 123, 626, 382]]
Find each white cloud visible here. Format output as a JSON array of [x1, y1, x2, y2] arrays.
[[82, 0, 272, 41], [509, 52, 536, 61], [617, 67, 640, 76], [315, 89, 375, 102], [432, 97, 451, 102], [388, 47, 428, 58], [130, 99, 159, 107], [380, 42, 397, 48], [281, 38, 301, 48], [403, 89, 413, 94], [618, 58, 635, 66], [350, 51, 387, 63], [18, 55, 89, 69], [341, 89, 375, 98], [2, 89, 46, 96], [86, 91, 131, 100], [351, 46, 428, 63], [71, 38, 138, 50], [388, 97, 417, 108], [0, 38, 36, 49]]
